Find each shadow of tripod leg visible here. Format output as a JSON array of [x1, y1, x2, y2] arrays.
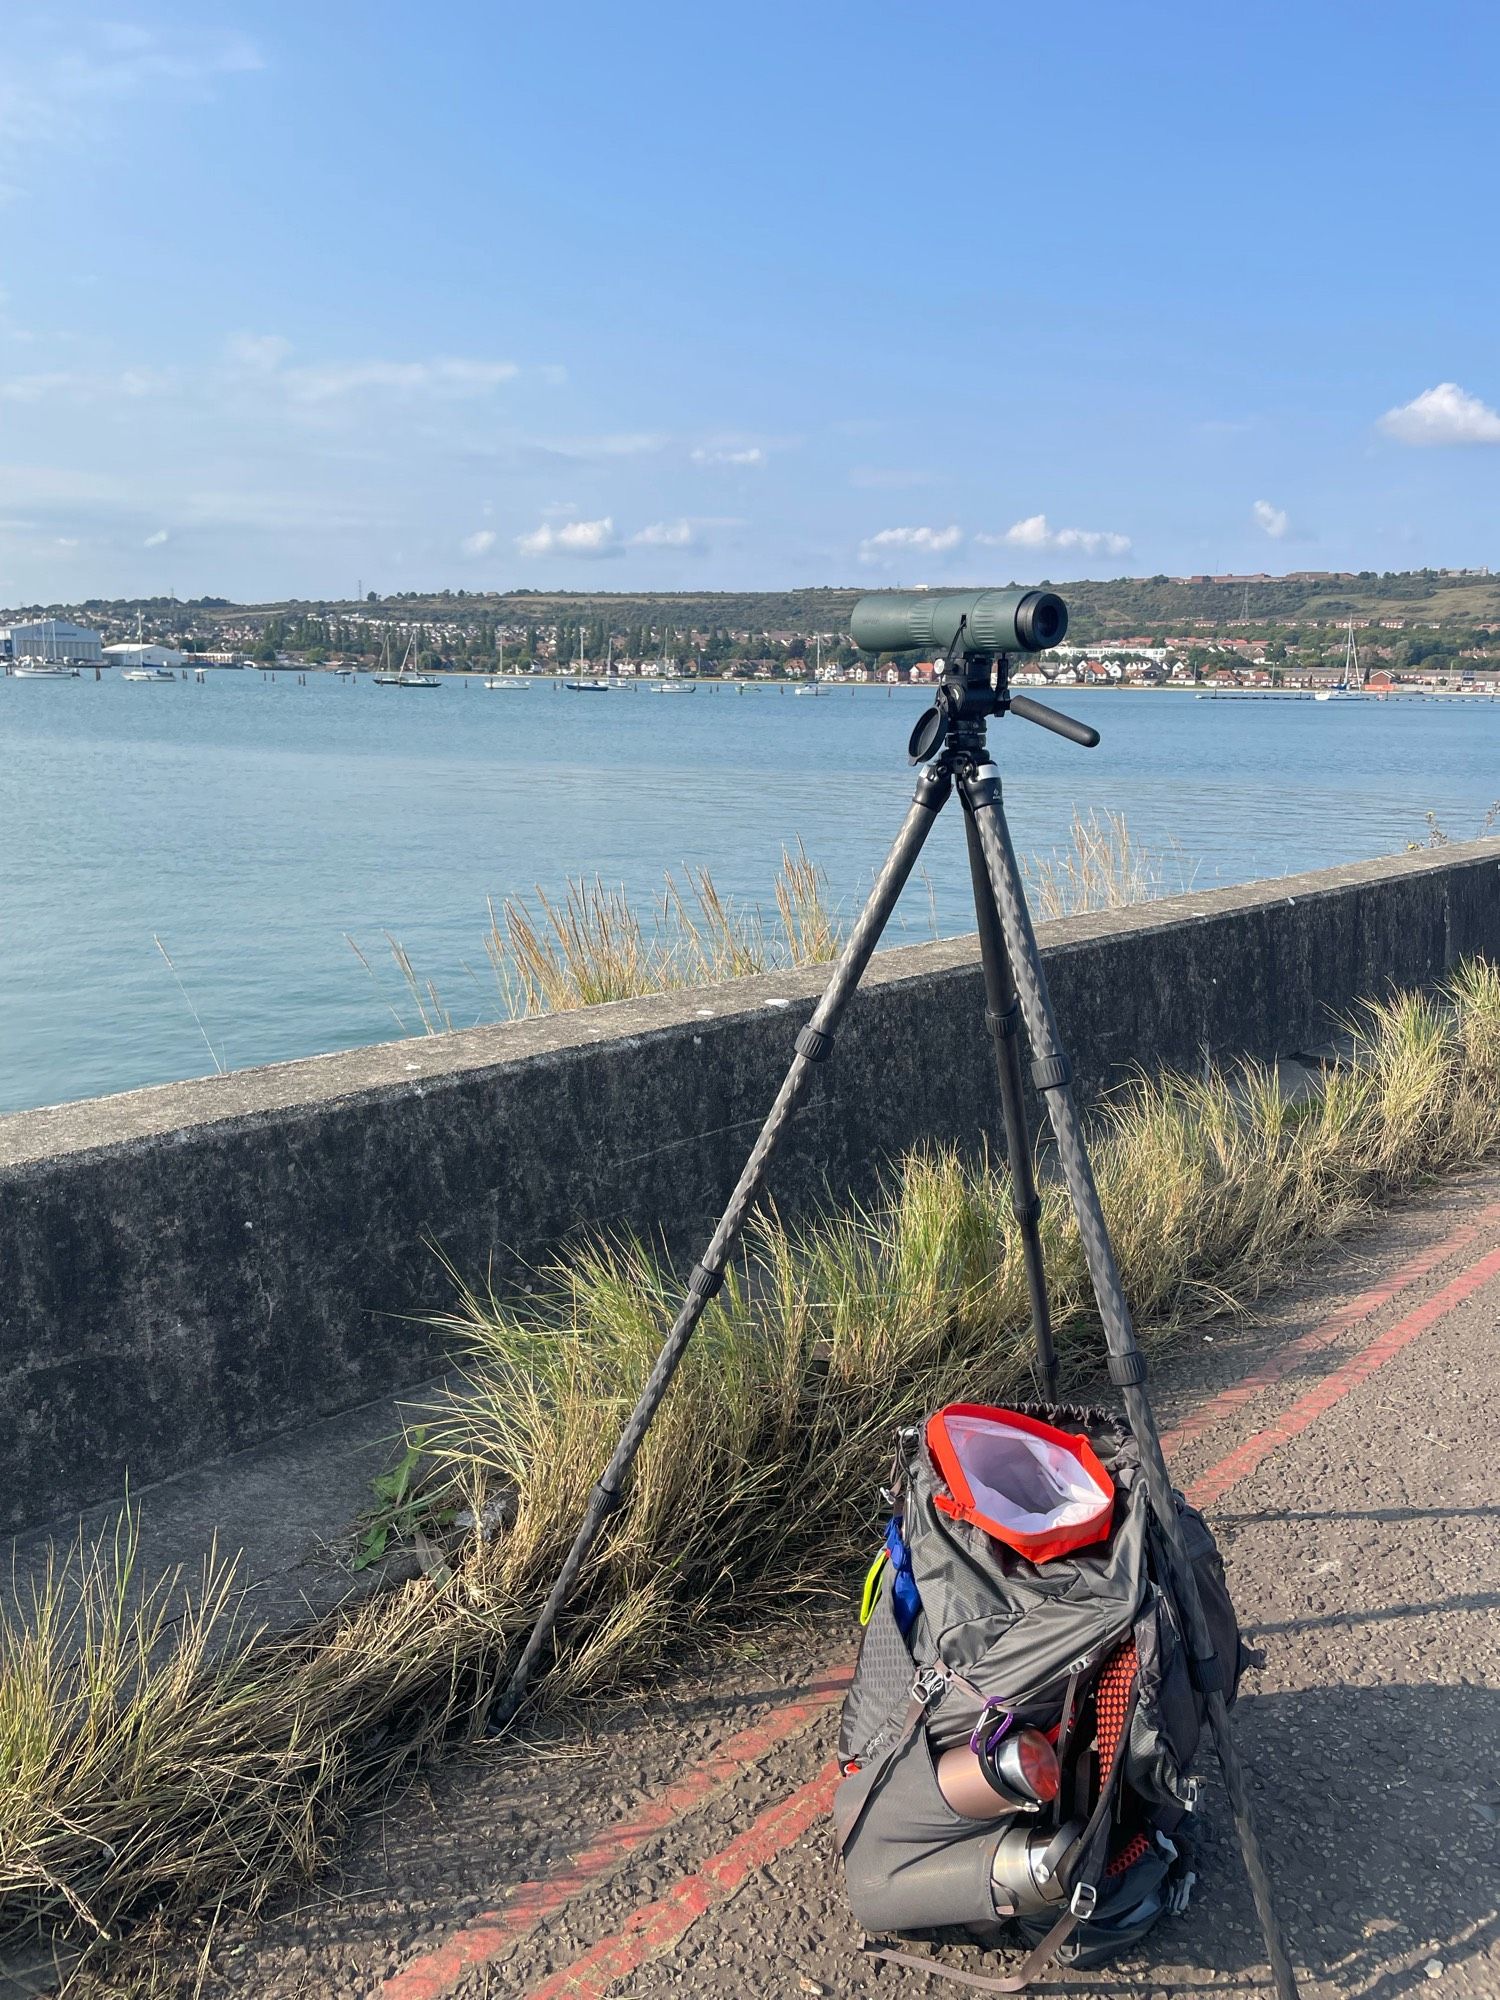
[[963, 778, 1302, 2000]]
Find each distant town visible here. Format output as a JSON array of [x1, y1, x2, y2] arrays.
[[3, 567, 1500, 693]]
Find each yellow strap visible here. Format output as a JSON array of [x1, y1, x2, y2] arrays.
[[859, 1548, 888, 1627]]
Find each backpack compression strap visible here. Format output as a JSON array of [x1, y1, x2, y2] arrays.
[[859, 1899, 1091, 1995], [834, 1662, 988, 1858], [859, 1682, 1141, 1993]]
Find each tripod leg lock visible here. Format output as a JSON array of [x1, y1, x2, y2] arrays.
[[593, 1477, 626, 1516], [986, 1002, 1021, 1041], [688, 1261, 725, 1304], [1107, 1349, 1149, 1388], [795, 1024, 834, 1063], [1030, 1052, 1073, 1092], [1012, 1194, 1042, 1228]]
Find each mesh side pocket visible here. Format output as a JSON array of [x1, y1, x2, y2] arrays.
[[839, 1583, 916, 1768]]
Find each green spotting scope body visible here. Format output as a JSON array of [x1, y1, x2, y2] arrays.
[[850, 588, 1068, 656]]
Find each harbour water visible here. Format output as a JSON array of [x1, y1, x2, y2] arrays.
[[1, 672, 1495, 1116]]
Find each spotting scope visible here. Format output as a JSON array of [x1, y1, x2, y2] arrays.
[[850, 587, 1068, 657]]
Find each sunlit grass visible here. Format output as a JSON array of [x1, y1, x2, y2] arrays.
[[13, 959, 1498, 1984], [348, 815, 1183, 1035]]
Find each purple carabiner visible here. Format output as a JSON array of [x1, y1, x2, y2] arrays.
[[968, 1696, 1014, 1759]]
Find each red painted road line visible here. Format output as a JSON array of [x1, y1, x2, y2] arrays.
[[524, 1765, 841, 2000], [1159, 1202, 1500, 1459], [1186, 1242, 1500, 1508], [508, 1237, 1500, 2000], [378, 1674, 851, 2000], [384, 1210, 1500, 2000]]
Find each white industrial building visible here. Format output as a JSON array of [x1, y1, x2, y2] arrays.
[[0, 618, 104, 664], [103, 642, 188, 670]]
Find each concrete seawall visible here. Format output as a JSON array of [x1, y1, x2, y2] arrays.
[[2, 840, 1497, 1534]]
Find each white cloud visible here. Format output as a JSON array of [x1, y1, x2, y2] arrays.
[[52, 27, 264, 102], [460, 529, 497, 557], [0, 27, 263, 176], [858, 524, 963, 563], [516, 516, 622, 559], [980, 514, 1131, 558], [0, 367, 170, 404], [996, 513, 1051, 549], [691, 445, 765, 467], [2, 339, 529, 416], [534, 432, 669, 461], [1378, 382, 1500, 446], [283, 357, 519, 403], [629, 519, 698, 548], [1252, 499, 1289, 540], [143, 528, 169, 548], [224, 332, 292, 372]]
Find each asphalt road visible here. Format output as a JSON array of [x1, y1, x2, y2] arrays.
[[137, 1164, 1500, 2000]]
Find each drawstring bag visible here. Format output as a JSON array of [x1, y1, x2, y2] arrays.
[[925, 1404, 1114, 1565]]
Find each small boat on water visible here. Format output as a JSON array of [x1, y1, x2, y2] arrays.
[[120, 617, 176, 681], [374, 632, 439, 688], [794, 635, 827, 695], [565, 680, 610, 692], [1315, 623, 1369, 703], [484, 636, 530, 688], [12, 626, 80, 677]]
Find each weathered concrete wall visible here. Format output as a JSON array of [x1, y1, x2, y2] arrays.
[[1, 840, 1497, 1533]]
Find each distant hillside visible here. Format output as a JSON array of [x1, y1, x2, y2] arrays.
[[24, 567, 1500, 643]]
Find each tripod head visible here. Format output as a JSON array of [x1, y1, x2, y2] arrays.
[[906, 616, 1101, 767]]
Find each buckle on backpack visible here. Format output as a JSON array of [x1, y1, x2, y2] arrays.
[[911, 1665, 950, 1708], [1183, 1776, 1201, 1811], [1069, 1881, 1098, 1919]]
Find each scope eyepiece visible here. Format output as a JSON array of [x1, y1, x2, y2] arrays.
[[850, 587, 1068, 657]]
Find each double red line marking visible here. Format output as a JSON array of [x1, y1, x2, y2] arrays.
[[382, 1203, 1500, 2000], [379, 1680, 850, 1999]]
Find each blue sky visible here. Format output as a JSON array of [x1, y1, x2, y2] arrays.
[[2, 1, 1497, 601]]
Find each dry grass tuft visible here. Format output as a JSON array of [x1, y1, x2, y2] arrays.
[[1025, 808, 1192, 921], [485, 842, 840, 1015], [347, 813, 1176, 1037], [7, 960, 1498, 1982]]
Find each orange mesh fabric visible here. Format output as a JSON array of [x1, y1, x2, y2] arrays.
[[1094, 1636, 1138, 1777], [1093, 1636, 1150, 1879], [1107, 1830, 1152, 1877]]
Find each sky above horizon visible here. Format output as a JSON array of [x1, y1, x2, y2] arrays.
[[2, 1, 1498, 604]]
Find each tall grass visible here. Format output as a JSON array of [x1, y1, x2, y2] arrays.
[[484, 844, 841, 1015], [1025, 808, 1194, 920], [7, 962, 1498, 1979], [350, 813, 1182, 1035]]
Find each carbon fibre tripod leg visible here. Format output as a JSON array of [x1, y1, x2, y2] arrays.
[[489, 760, 952, 1731], [960, 760, 1301, 2000], [961, 809, 1058, 1399]]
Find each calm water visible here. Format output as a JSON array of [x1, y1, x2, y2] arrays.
[[1, 672, 1496, 1115]]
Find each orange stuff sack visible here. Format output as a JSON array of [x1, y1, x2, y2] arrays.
[[926, 1403, 1114, 1564]]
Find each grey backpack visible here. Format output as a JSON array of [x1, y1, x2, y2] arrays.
[[833, 1404, 1245, 1989]]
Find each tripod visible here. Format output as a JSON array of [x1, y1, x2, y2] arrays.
[[493, 631, 1301, 2000]]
